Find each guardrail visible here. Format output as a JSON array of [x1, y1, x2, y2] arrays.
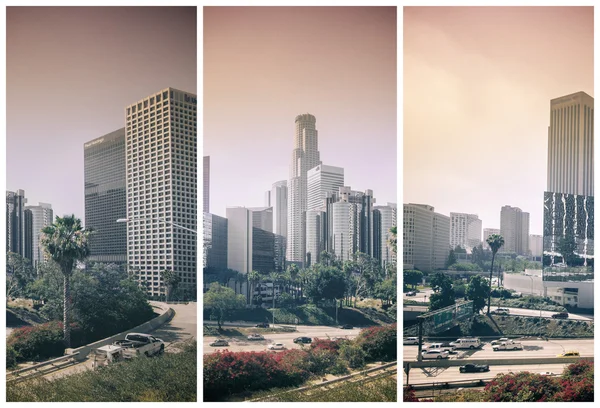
[[7, 352, 80, 384], [249, 361, 397, 402], [404, 356, 593, 369]]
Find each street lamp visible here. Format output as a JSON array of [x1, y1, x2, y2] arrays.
[[527, 275, 542, 318]]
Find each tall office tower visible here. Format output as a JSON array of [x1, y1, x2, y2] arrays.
[[6, 189, 28, 258], [331, 201, 359, 262], [529, 234, 543, 258], [450, 213, 482, 251], [287, 114, 321, 265], [374, 203, 397, 267], [307, 164, 344, 211], [337, 186, 375, 257], [271, 180, 288, 239], [403, 203, 450, 272], [84, 129, 127, 264], [252, 227, 275, 273], [227, 207, 252, 274], [126, 88, 197, 298], [547, 92, 594, 197], [203, 156, 210, 213], [25, 203, 53, 267], [24, 209, 33, 262], [248, 207, 273, 232], [264, 190, 271, 207], [305, 209, 325, 266], [500, 206, 530, 255], [203, 212, 228, 270]]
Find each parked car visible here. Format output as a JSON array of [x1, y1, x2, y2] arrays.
[[421, 349, 449, 359], [293, 336, 312, 344], [403, 337, 420, 345], [209, 339, 230, 347], [341, 324, 353, 329], [113, 333, 164, 357], [492, 342, 523, 351], [255, 322, 270, 328], [552, 312, 569, 319], [267, 343, 286, 350], [247, 333, 265, 341], [459, 364, 490, 373], [557, 350, 580, 358]]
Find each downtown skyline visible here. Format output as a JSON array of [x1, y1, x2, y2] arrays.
[[404, 6, 593, 236]]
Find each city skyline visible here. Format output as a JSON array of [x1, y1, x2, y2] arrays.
[[6, 7, 197, 220], [404, 6, 593, 235], [204, 7, 397, 218]]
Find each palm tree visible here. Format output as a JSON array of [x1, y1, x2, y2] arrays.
[[486, 234, 505, 314], [247, 270, 260, 308], [269, 271, 280, 309], [40, 215, 93, 347], [235, 271, 245, 296], [297, 268, 309, 303], [287, 264, 299, 300]]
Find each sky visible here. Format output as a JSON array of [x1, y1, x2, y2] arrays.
[[204, 7, 397, 218], [403, 6, 594, 236], [6, 6, 196, 220]]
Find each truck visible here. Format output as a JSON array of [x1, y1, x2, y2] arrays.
[[423, 342, 456, 353], [113, 333, 165, 357]]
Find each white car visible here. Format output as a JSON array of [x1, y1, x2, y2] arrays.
[[267, 343, 286, 350], [404, 337, 419, 345], [490, 338, 511, 346], [247, 333, 265, 341], [421, 349, 449, 359], [540, 371, 555, 376]]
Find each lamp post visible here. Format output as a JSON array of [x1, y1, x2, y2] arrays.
[[117, 217, 197, 301], [527, 275, 542, 318]]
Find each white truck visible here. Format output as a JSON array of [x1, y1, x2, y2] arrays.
[[492, 341, 523, 351], [113, 333, 165, 357]]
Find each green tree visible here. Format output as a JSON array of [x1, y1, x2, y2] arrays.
[[388, 226, 397, 255], [466, 275, 490, 313], [40, 215, 93, 347], [305, 265, 347, 304], [403, 270, 423, 289], [446, 249, 457, 268], [247, 270, 260, 307], [204, 282, 245, 329], [160, 269, 181, 302], [453, 245, 467, 254], [486, 234, 505, 314], [429, 272, 455, 311], [268, 271, 280, 310], [6, 252, 36, 302]]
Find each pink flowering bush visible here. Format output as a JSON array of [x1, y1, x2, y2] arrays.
[[355, 323, 397, 362]]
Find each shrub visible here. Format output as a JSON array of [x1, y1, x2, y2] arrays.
[[7, 321, 68, 362], [484, 372, 563, 402], [306, 348, 338, 376], [7, 346, 19, 369], [339, 343, 366, 369], [310, 338, 341, 354], [355, 324, 397, 362], [330, 358, 350, 376]]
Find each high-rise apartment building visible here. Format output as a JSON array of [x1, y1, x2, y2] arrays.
[[24, 209, 33, 262], [307, 164, 344, 211], [125, 88, 197, 298], [270, 180, 287, 239], [529, 234, 543, 258], [332, 201, 359, 262], [547, 91, 594, 197], [203, 156, 210, 213], [25, 202, 53, 267], [84, 128, 127, 264], [450, 212, 482, 251], [403, 203, 449, 271], [287, 114, 321, 265], [305, 209, 324, 266], [6, 189, 29, 259], [374, 203, 397, 267], [500, 206, 529, 255]]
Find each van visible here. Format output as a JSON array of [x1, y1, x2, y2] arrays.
[[450, 338, 482, 349]]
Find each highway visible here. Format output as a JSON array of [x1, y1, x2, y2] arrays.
[[403, 338, 593, 362], [403, 304, 593, 321], [404, 289, 433, 303], [203, 324, 361, 354]]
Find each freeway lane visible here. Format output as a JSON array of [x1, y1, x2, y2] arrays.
[[403, 305, 593, 321], [404, 339, 593, 361], [203, 325, 361, 354], [403, 363, 570, 385]]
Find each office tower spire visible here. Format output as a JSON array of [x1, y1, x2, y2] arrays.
[[287, 114, 321, 265]]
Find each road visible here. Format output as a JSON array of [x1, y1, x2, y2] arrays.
[[403, 304, 593, 321], [403, 338, 593, 362], [404, 289, 433, 303], [204, 324, 361, 354], [403, 363, 569, 385]]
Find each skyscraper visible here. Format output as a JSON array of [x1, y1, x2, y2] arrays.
[[500, 206, 529, 255], [403, 203, 449, 272], [270, 180, 287, 239], [203, 156, 210, 213], [6, 189, 28, 259], [249, 207, 273, 232], [483, 227, 500, 249], [25, 202, 53, 267], [374, 203, 397, 267], [450, 212, 482, 251], [287, 114, 321, 265], [125, 88, 197, 298], [547, 91, 594, 197], [307, 164, 344, 211], [227, 206, 252, 274], [84, 128, 127, 264]]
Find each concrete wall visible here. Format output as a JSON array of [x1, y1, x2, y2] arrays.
[[65, 303, 174, 361], [503, 272, 544, 296]]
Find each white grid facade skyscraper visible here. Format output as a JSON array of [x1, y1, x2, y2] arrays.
[[125, 87, 197, 298]]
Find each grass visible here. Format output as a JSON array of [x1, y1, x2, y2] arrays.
[[7, 341, 197, 402]]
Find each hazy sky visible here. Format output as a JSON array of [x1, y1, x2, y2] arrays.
[[7, 7, 196, 220], [404, 6, 594, 235], [204, 7, 397, 218]]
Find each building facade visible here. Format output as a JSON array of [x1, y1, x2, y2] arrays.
[[125, 88, 197, 298], [84, 128, 127, 264], [529, 234, 543, 258], [374, 203, 397, 267], [450, 212, 482, 251], [305, 209, 324, 266], [307, 164, 344, 211], [227, 207, 252, 274], [25, 203, 53, 267], [500, 206, 530, 255], [403, 203, 449, 272], [270, 180, 287, 239], [287, 114, 321, 265], [203, 212, 228, 270], [6, 189, 29, 260], [249, 207, 273, 232], [203, 156, 210, 213]]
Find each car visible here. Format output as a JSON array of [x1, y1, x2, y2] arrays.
[[557, 350, 580, 358], [113, 333, 165, 356], [247, 333, 265, 341], [552, 312, 569, 319], [406, 291, 417, 296], [423, 342, 455, 353], [403, 337, 420, 345], [492, 308, 510, 315], [341, 324, 353, 329], [459, 364, 490, 373], [490, 338, 511, 346], [255, 322, 270, 328], [540, 371, 555, 376], [492, 342, 523, 351], [450, 338, 482, 349], [267, 343, 286, 350], [209, 339, 230, 347], [421, 350, 449, 359], [293, 336, 312, 344]]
